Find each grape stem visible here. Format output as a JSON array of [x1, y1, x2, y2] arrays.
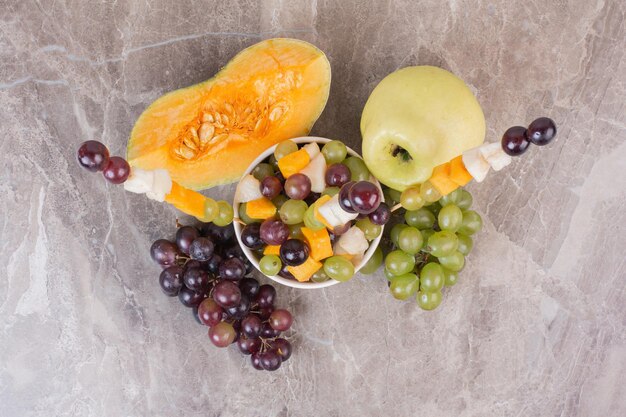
[[233, 217, 246, 226], [390, 203, 402, 213]]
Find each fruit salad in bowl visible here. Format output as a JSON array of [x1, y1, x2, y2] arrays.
[[233, 137, 387, 289]]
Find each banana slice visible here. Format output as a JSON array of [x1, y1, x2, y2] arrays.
[[462, 147, 490, 182], [317, 194, 358, 227]]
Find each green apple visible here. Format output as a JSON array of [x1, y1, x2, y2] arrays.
[[361, 66, 485, 191]]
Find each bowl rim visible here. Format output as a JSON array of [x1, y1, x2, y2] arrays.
[[232, 136, 383, 289]]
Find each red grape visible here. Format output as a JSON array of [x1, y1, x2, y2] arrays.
[[251, 352, 264, 370], [183, 267, 211, 293], [501, 126, 531, 156], [338, 181, 357, 213], [241, 314, 262, 338], [201, 223, 234, 242], [348, 181, 381, 214], [219, 257, 246, 281], [77, 140, 109, 172], [527, 117, 557, 146], [284, 173, 312, 200], [260, 322, 281, 338], [269, 338, 292, 361], [260, 219, 290, 245], [241, 223, 263, 250], [279, 239, 309, 266], [150, 239, 178, 267], [255, 285, 276, 308], [189, 237, 215, 261], [237, 336, 262, 355], [278, 264, 295, 280], [178, 286, 205, 308], [259, 305, 274, 320], [259, 350, 282, 371], [176, 226, 200, 255], [225, 294, 250, 319], [369, 202, 391, 225], [260, 175, 283, 199], [269, 309, 293, 331], [325, 163, 351, 187], [102, 156, 130, 184], [159, 266, 183, 296], [197, 298, 224, 326], [205, 253, 222, 275], [212, 280, 241, 308], [208, 321, 236, 348]]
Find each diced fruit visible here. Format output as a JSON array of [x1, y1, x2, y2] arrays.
[[165, 182, 209, 220], [317, 194, 359, 228], [333, 226, 368, 258], [235, 174, 263, 203], [287, 256, 322, 282], [246, 197, 277, 219], [449, 155, 473, 186], [127, 39, 331, 190], [312, 194, 333, 229], [462, 147, 490, 182], [303, 142, 320, 159], [479, 142, 512, 171], [427, 162, 459, 196], [263, 245, 281, 256], [301, 227, 333, 261], [278, 148, 311, 178], [299, 153, 327, 193]]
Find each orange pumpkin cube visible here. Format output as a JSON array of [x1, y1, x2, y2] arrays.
[[428, 162, 459, 196], [277, 148, 310, 178], [263, 245, 281, 256], [165, 181, 207, 220], [449, 155, 473, 186], [287, 257, 322, 282], [245, 197, 276, 219], [301, 227, 333, 261]]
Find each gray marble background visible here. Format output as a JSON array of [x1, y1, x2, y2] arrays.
[[1, 1, 625, 416]]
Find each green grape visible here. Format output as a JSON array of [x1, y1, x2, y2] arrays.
[[438, 189, 462, 206], [416, 290, 442, 310], [238, 203, 255, 224], [279, 199, 308, 225], [259, 255, 282, 276], [426, 202, 442, 218], [456, 189, 473, 210], [274, 140, 298, 160], [384, 267, 396, 281], [268, 154, 279, 170], [202, 198, 219, 222], [343, 156, 370, 181], [420, 181, 441, 203], [272, 194, 288, 209], [213, 201, 234, 226], [390, 223, 409, 247], [311, 269, 330, 283], [289, 222, 305, 239], [356, 218, 382, 241], [322, 186, 340, 197], [419, 262, 444, 292], [384, 250, 416, 276], [251, 163, 274, 181], [400, 186, 425, 210], [427, 231, 458, 257], [442, 267, 458, 286], [459, 210, 483, 235], [303, 205, 325, 231], [321, 140, 348, 164], [438, 251, 465, 272], [420, 229, 434, 249], [456, 233, 473, 256], [405, 208, 435, 229], [360, 247, 383, 274], [397, 227, 423, 255], [324, 256, 355, 282], [438, 204, 463, 232], [383, 188, 402, 206], [390, 273, 419, 300]]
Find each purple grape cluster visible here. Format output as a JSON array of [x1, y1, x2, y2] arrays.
[[151, 222, 294, 371], [501, 117, 557, 156]]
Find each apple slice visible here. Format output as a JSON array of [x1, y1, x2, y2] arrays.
[[146, 169, 173, 202], [479, 142, 512, 171], [299, 153, 327, 193], [317, 194, 358, 227], [333, 226, 368, 260], [124, 167, 154, 194], [462, 147, 490, 182], [235, 174, 263, 203], [303, 142, 321, 159]]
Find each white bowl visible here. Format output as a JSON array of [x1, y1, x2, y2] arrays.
[[233, 136, 384, 289]]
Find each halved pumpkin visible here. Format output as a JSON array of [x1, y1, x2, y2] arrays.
[[127, 38, 331, 190]]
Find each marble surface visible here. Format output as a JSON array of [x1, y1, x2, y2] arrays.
[[1, 0, 625, 416]]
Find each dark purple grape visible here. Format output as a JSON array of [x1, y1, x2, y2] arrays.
[[501, 126, 531, 156], [219, 257, 246, 281], [205, 254, 222, 275], [222, 243, 245, 260], [284, 173, 311, 200], [259, 305, 274, 320], [208, 321, 236, 348], [239, 277, 260, 298], [244, 259, 254, 275], [150, 239, 178, 267], [260, 219, 290, 246], [192, 307, 203, 325], [189, 237, 215, 261], [225, 294, 250, 319], [279, 239, 309, 266], [183, 267, 211, 293], [176, 226, 200, 255], [255, 285, 276, 308], [275, 171, 285, 184], [369, 202, 391, 225], [232, 319, 242, 344], [269, 309, 293, 331], [201, 223, 234, 242], [241, 223, 263, 250], [159, 266, 184, 296], [338, 181, 357, 213], [325, 163, 351, 187], [259, 350, 282, 371], [348, 181, 381, 214], [269, 338, 292, 361], [178, 286, 205, 308], [185, 260, 202, 270], [527, 117, 557, 146], [197, 298, 224, 326], [260, 322, 281, 338], [102, 156, 130, 184], [241, 314, 262, 338], [77, 140, 109, 172], [212, 280, 242, 308], [260, 176, 283, 199], [304, 192, 321, 207], [237, 336, 262, 355], [251, 352, 264, 370], [278, 264, 295, 280]]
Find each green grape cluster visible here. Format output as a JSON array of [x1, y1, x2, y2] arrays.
[[361, 187, 482, 311]]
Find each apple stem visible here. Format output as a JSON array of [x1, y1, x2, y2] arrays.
[[390, 203, 403, 212]]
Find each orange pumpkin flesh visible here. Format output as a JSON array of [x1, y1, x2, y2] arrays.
[[127, 39, 331, 190]]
